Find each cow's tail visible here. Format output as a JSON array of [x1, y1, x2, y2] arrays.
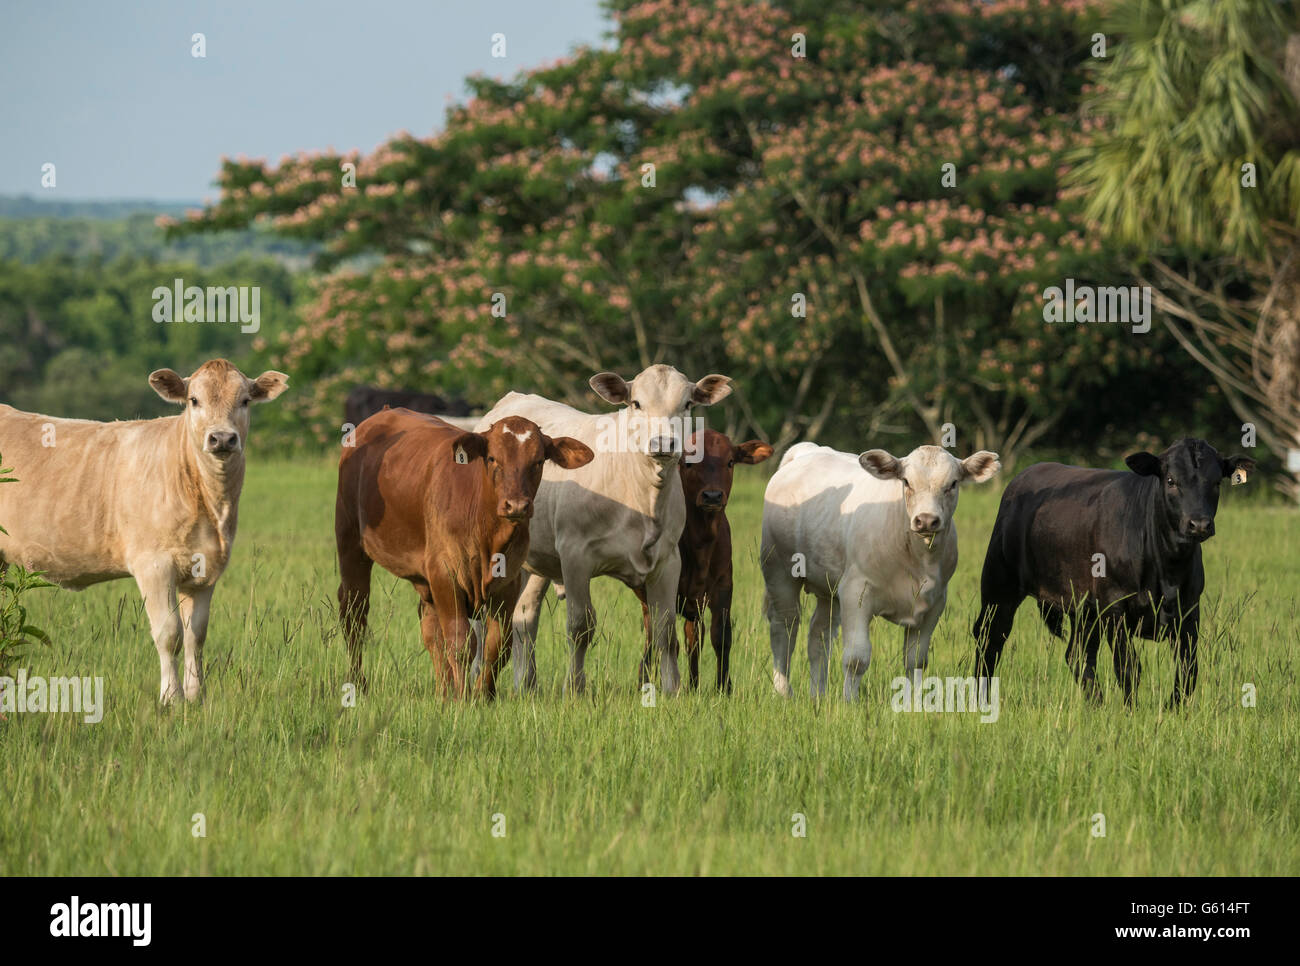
[[780, 441, 820, 469]]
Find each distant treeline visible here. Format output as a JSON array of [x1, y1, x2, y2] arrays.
[[0, 196, 314, 269]]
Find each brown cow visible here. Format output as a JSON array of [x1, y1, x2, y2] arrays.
[[335, 408, 593, 699], [638, 430, 773, 692]]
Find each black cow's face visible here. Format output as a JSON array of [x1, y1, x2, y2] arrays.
[[1125, 439, 1255, 543]]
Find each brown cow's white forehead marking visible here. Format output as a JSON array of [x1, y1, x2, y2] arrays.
[[503, 426, 533, 443]]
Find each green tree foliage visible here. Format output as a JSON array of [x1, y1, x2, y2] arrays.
[[1073, 0, 1300, 491], [161, 0, 1243, 462], [0, 255, 301, 424]]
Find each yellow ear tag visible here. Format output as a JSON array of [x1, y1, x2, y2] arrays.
[[1231, 466, 1248, 485], [455, 446, 468, 465]]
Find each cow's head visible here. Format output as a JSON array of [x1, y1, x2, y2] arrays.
[[681, 429, 773, 512], [150, 360, 288, 463], [589, 364, 732, 464], [859, 445, 1000, 549], [453, 416, 593, 521], [1125, 438, 1255, 543]]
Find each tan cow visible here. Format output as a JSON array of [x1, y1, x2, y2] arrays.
[[0, 359, 288, 704], [476, 364, 733, 695]]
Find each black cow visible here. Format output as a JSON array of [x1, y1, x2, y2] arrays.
[[972, 438, 1255, 708], [343, 386, 473, 430]]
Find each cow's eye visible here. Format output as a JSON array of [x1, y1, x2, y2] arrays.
[[1166, 477, 1176, 488], [631, 400, 641, 410], [728, 459, 735, 468], [902, 478, 912, 490], [189, 396, 199, 407], [241, 398, 250, 407], [487, 455, 496, 465]]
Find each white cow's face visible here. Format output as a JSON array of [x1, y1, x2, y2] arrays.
[[590, 364, 731, 463], [859, 445, 1000, 547], [150, 360, 289, 464]]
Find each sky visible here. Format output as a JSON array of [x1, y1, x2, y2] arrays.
[[0, 0, 609, 202]]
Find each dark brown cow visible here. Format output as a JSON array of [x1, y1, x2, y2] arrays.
[[638, 430, 773, 692], [335, 408, 592, 698]]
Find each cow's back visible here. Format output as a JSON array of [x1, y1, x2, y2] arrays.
[[764, 445, 903, 588], [341, 409, 488, 578], [477, 392, 594, 443], [990, 461, 1156, 605], [0, 405, 190, 586]]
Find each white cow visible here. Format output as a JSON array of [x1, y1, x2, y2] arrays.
[[761, 442, 999, 700], [475, 365, 732, 694], [0, 359, 288, 703]]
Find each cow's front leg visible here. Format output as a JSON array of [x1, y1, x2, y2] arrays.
[[438, 595, 475, 701], [903, 597, 944, 690], [682, 601, 701, 691], [710, 581, 735, 694], [477, 588, 517, 701], [511, 572, 550, 692], [179, 585, 213, 703], [1065, 609, 1103, 705], [134, 559, 183, 705], [634, 587, 654, 688], [1110, 622, 1141, 708], [807, 594, 837, 699], [838, 580, 873, 702], [645, 557, 682, 696], [560, 567, 596, 696], [1168, 611, 1199, 710]]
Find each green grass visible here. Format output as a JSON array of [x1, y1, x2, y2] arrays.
[[2, 457, 1297, 874]]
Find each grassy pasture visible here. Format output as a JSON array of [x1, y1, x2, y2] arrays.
[[2, 456, 1296, 875]]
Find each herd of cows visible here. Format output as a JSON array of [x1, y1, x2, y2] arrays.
[[0, 358, 1255, 711]]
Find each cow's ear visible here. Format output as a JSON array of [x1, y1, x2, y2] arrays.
[[149, 369, 188, 404], [451, 432, 488, 464], [250, 371, 289, 402], [692, 374, 733, 406], [1222, 454, 1256, 485], [544, 435, 595, 470], [1125, 452, 1162, 476], [961, 451, 1001, 483], [736, 440, 774, 465], [859, 449, 902, 480], [589, 372, 629, 405]]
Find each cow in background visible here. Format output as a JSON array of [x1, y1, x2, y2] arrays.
[[0, 359, 288, 703], [335, 409, 592, 698], [972, 438, 1255, 708], [636, 429, 773, 693], [344, 386, 473, 431], [762, 443, 1000, 700]]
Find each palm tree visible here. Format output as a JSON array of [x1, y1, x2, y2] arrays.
[[1072, 0, 1300, 495]]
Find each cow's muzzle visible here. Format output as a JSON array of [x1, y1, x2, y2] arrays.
[[1184, 516, 1215, 542], [205, 430, 241, 457], [911, 514, 944, 551], [647, 436, 682, 462], [501, 498, 533, 521], [697, 489, 726, 511]]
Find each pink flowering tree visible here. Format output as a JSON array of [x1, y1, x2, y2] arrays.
[[173, 0, 1200, 461]]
